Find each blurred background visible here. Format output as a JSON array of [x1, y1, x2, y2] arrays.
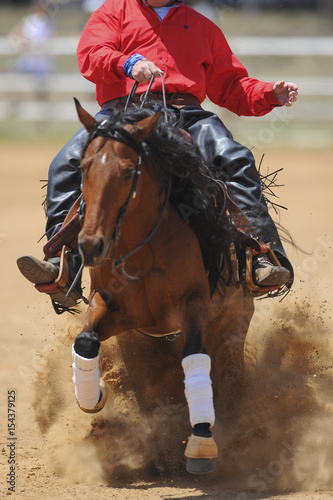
[[0, 0, 332, 148], [1, 7, 333, 494]]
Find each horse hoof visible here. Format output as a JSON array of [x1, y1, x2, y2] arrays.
[[186, 457, 216, 474], [79, 380, 108, 414], [184, 434, 218, 456], [184, 434, 218, 473]]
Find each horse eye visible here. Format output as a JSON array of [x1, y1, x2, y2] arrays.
[[123, 168, 135, 181]]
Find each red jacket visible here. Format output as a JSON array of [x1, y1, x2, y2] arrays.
[[77, 0, 280, 116]]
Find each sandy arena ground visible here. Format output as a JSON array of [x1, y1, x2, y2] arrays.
[[1, 143, 333, 500]]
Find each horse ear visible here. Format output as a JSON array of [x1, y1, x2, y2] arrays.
[[126, 108, 162, 142], [74, 98, 98, 132]]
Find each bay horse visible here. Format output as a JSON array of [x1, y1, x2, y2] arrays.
[[71, 100, 254, 475]]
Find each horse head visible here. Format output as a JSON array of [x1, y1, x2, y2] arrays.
[[74, 99, 161, 268]]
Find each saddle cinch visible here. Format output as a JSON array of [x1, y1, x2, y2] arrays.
[[35, 193, 286, 301]]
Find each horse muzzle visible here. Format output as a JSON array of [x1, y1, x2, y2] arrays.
[[78, 232, 109, 268]]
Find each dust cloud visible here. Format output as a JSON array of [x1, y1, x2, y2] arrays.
[[31, 284, 333, 494]]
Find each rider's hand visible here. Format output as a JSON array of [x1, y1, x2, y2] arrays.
[[131, 59, 164, 83], [273, 81, 298, 107]]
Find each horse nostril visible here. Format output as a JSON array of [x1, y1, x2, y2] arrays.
[[78, 233, 105, 266], [95, 238, 104, 259]]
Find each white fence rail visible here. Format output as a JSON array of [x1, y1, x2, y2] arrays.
[[0, 36, 332, 123], [1, 36, 333, 56], [1, 100, 331, 123], [1, 73, 332, 95]]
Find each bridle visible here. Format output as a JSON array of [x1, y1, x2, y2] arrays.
[[67, 76, 171, 299], [81, 102, 172, 270]]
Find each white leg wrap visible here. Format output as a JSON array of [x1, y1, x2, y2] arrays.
[[72, 344, 101, 410], [182, 353, 215, 428]]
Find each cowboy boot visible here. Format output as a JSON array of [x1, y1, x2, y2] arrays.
[[253, 253, 290, 287], [17, 252, 83, 311]]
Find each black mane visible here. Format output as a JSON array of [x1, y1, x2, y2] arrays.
[[90, 107, 243, 294]]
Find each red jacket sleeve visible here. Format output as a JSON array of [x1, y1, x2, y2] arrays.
[[76, 3, 128, 85], [205, 28, 280, 117]]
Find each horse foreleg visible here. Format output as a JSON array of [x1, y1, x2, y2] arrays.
[[182, 311, 218, 473], [72, 291, 108, 413]]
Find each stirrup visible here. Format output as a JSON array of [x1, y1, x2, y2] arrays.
[[35, 245, 88, 313], [238, 241, 288, 297], [35, 245, 70, 294]]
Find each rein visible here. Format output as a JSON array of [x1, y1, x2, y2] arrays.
[[92, 75, 171, 269], [113, 177, 171, 269], [67, 78, 171, 299], [125, 73, 168, 123]]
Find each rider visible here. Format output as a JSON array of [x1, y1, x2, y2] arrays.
[[17, 0, 298, 311]]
